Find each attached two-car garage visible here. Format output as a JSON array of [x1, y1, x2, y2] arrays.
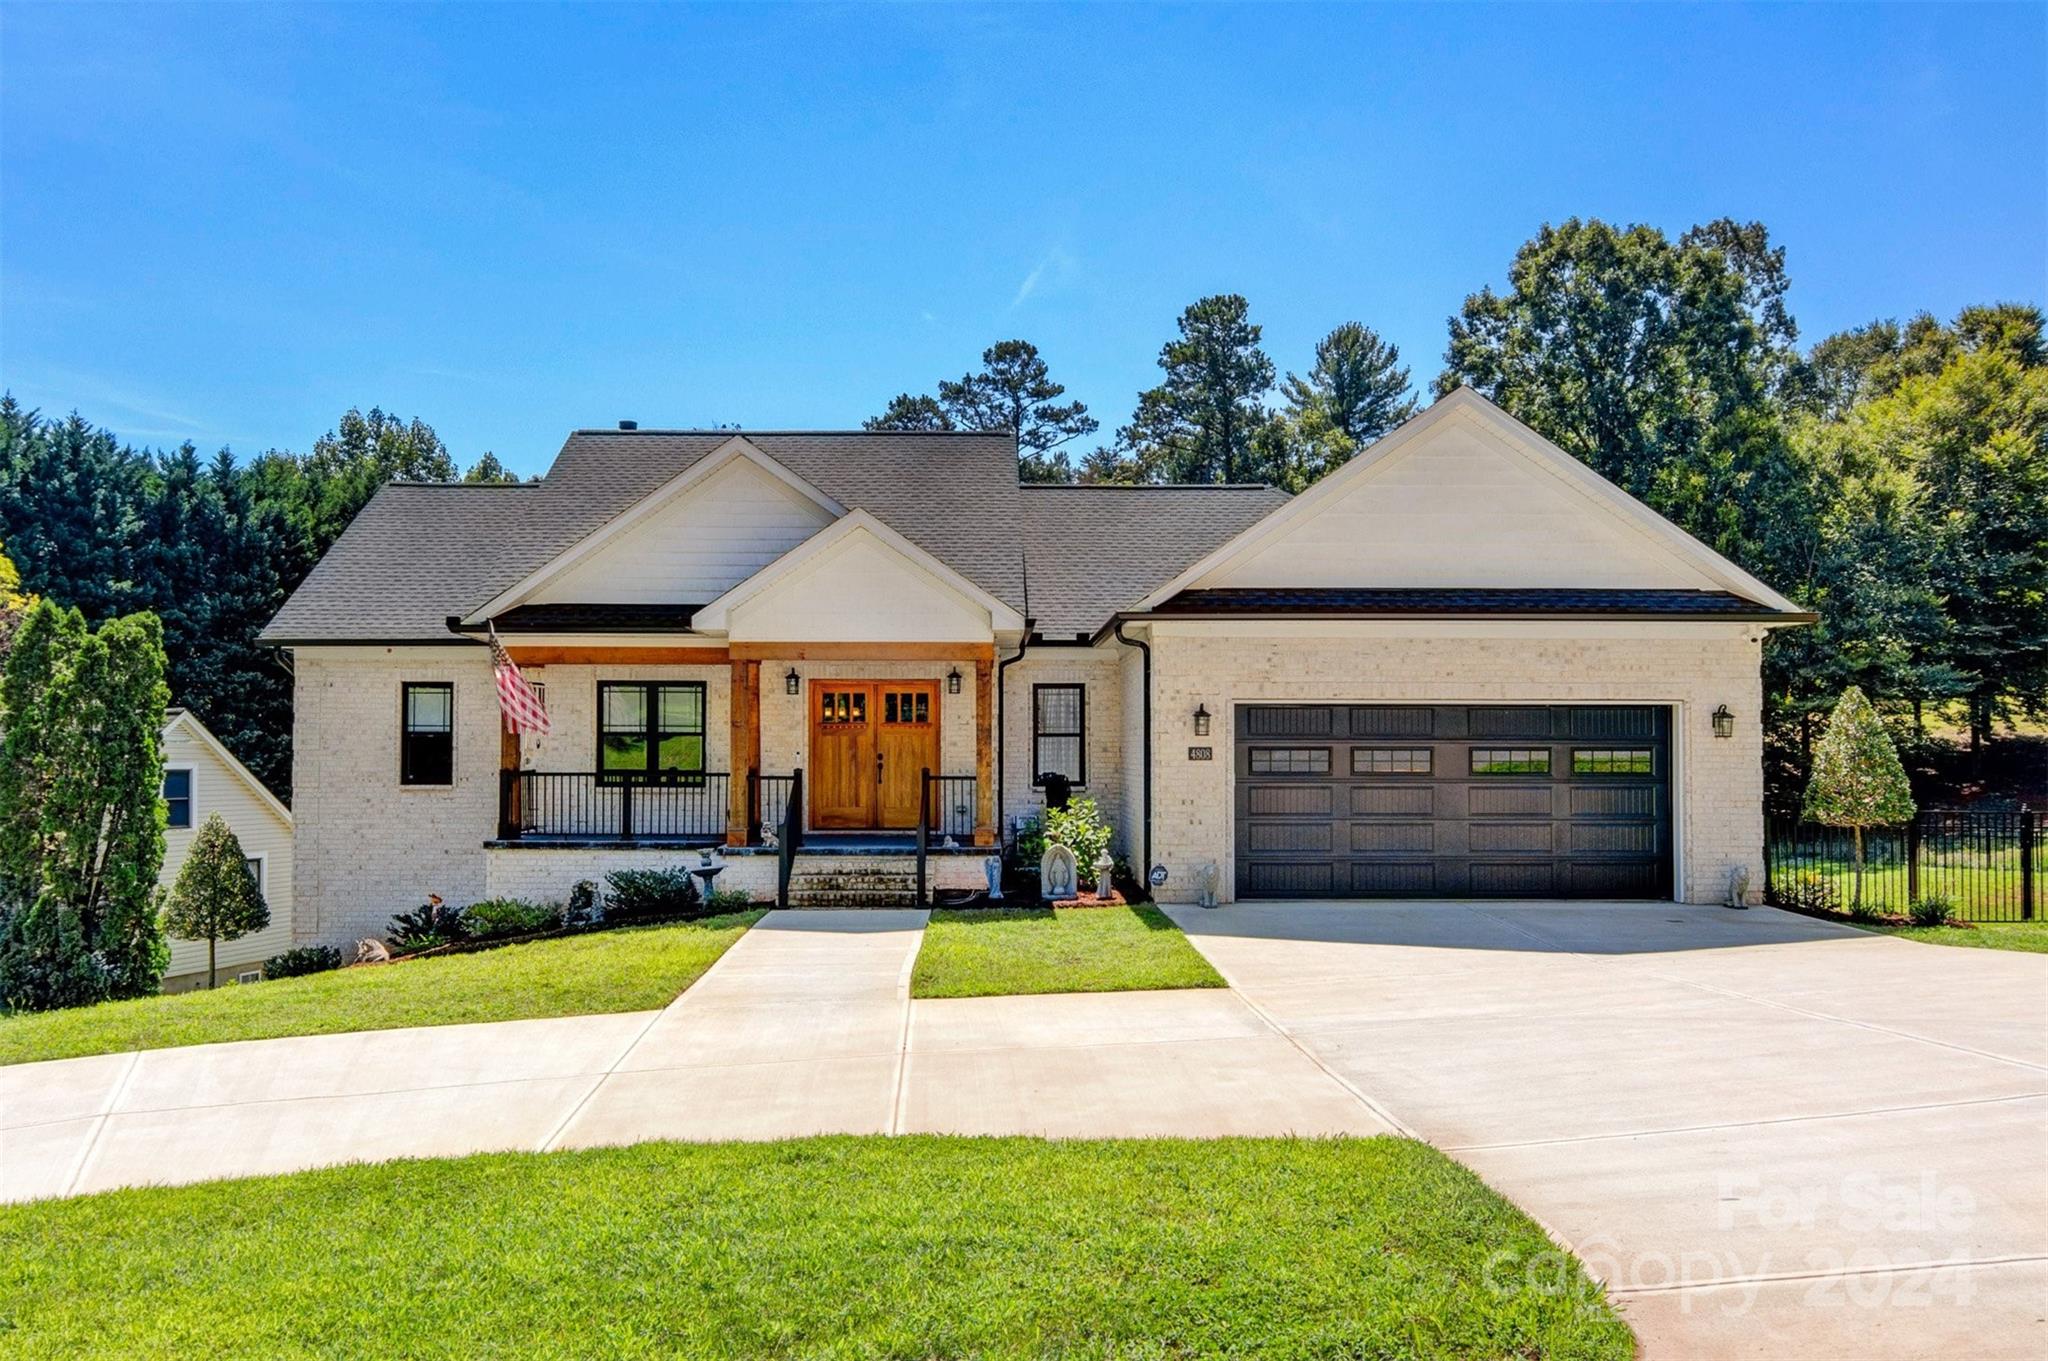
[[1234, 704, 1672, 899]]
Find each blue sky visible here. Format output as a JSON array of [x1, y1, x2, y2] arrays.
[[3, 2, 2043, 476]]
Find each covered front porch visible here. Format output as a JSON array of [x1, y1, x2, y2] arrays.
[[490, 642, 997, 852]]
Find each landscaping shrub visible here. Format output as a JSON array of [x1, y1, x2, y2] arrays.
[[1909, 894, 1958, 927], [1775, 873, 1839, 915], [705, 887, 754, 913], [1015, 797, 1115, 875], [463, 898, 562, 940], [1847, 899, 1883, 923], [263, 945, 342, 979], [387, 896, 467, 951], [604, 867, 702, 922]]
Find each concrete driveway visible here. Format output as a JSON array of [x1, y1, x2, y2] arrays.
[[1168, 901, 2048, 1361]]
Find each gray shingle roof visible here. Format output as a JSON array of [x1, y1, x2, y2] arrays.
[[261, 432, 1286, 645], [1149, 588, 1804, 620], [1018, 485, 1291, 637]]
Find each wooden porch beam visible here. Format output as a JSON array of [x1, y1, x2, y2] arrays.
[[729, 642, 995, 663], [726, 658, 757, 846], [506, 646, 730, 666]]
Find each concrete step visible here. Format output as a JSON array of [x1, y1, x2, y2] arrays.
[[786, 889, 920, 908], [788, 876, 920, 893]]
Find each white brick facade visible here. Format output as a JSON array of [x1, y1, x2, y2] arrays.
[[1135, 620, 1766, 905]]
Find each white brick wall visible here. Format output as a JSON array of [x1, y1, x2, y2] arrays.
[[998, 649, 1128, 853], [1140, 620, 1766, 905], [292, 646, 499, 946]]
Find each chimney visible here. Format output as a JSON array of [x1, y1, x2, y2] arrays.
[[618, 419, 639, 431]]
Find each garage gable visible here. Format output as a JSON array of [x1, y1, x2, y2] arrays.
[[1142, 389, 1796, 610]]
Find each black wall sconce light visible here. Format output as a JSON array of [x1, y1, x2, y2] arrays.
[[947, 667, 962, 694], [785, 668, 800, 696], [1712, 704, 1734, 738], [1193, 703, 1211, 737]]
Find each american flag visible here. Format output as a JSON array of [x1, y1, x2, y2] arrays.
[[489, 625, 551, 735]]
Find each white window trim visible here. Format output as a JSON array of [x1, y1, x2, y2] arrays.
[[163, 764, 198, 829], [243, 851, 268, 901]]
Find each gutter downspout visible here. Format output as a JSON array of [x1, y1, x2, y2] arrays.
[[994, 620, 1035, 851], [1111, 619, 1152, 883]]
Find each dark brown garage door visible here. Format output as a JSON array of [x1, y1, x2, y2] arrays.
[[1235, 704, 1671, 899]]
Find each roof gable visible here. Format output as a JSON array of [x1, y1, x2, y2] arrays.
[[1136, 388, 1800, 613], [163, 710, 292, 824], [693, 510, 1026, 641]]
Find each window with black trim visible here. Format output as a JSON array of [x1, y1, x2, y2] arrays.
[[1573, 748, 1654, 775], [1352, 748, 1433, 775], [244, 857, 265, 899], [1471, 747, 1550, 775], [1250, 747, 1331, 774], [400, 683, 454, 786], [599, 681, 706, 782], [1033, 684, 1086, 785], [162, 769, 193, 827]]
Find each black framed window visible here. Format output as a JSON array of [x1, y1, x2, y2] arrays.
[[162, 769, 193, 827], [1353, 748, 1433, 775], [599, 681, 706, 782], [1032, 684, 1086, 785], [1573, 748, 1655, 775], [1471, 747, 1551, 776], [244, 857, 265, 899], [400, 683, 455, 786]]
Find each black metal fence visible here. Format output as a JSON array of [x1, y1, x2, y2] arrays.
[[499, 771, 730, 842], [924, 774, 979, 842], [754, 774, 795, 835], [1764, 807, 2037, 922]]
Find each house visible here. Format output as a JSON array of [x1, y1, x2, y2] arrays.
[[159, 709, 294, 989], [259, 388, 1810, 946]]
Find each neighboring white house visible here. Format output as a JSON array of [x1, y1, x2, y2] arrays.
[[159, 708, 294, 990], [261, 388, 1812, 945]]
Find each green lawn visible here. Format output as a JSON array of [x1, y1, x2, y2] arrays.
[[1857, 920, 2048, 953], [912, 904, 1226, 999], [1771, 857, 2028, 917], [0, 1136, 1633, 1360], [0, 913, 762, 1067]]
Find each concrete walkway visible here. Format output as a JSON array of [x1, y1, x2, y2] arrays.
[[1, 909, 1380, 1201], [1168, 901, 2048, 1361]]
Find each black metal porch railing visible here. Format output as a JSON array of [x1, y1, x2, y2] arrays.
[[924, 774, 978, 842], [755, 773, 795, 836], [776, 769, 803, 909], [498, 771, 730, 843]]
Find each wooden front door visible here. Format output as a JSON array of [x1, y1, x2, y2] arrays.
[[808, 681, 940, 830]]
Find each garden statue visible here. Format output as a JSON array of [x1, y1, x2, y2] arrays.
[[1725, 865, 1751, 910], [1093, 851, 1115, 901], [354, 938, 391, 965], [1193, 861, 1220, 908], [983, 855, 1004, 901], [1040, 843, 1079, 901]]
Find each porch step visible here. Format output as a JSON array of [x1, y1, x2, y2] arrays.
[[785, 854, 920, 908]]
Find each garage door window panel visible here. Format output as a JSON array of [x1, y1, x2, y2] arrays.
[[1352, 748, 1433, 775], [1572, 748, 1655, 775], [1471, 748, 1552, 775], [1249, 747, 1330, 775]]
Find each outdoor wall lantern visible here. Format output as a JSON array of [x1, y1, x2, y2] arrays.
[[1712, 704, 1735, 739], [785, 668, 800, 696], [1193, 703, 1211, 737], [947, 667, 962, 694]]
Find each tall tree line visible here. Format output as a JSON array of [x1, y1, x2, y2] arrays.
[[0, 400, 510, 797]]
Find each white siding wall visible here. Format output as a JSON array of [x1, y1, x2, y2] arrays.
[[160, 727, 294, 988], [531, 458, 835, 604], [1140, 619, 1767, 906], [1196, 412, 1723, 592], [725, 529, 994, 644]]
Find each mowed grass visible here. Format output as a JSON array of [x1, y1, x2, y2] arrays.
[[912, 904, 1225, 999], [1774, 858, 2028, 916], [1858, 920, 2048, 953], [0, 1136, 1634, 1360], [0, 913, 763, 1067]]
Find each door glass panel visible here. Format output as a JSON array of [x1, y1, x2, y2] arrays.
[[850, 691, 866, 722], [885, 692, 899, 723], [914, 693, 928, 723]]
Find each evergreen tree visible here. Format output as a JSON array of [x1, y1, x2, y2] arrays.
[[0, 542, 36, 658], [162, 814, 269, 988], [1281, 322, 1418, 448], [462, 453, 520, 483], [1120, 294, 1279, 483], [0, 602, 170, 1007], [864, 394, 954, 432], [1801, 686, 1917, 909]]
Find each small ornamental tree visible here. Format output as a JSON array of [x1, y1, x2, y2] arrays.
[[162, 814, 269, 988], [1801, 686, 1917, 910]]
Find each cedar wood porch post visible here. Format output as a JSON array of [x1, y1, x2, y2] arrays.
[[727, 658, 760, 846], [973, 655, 996, 846]]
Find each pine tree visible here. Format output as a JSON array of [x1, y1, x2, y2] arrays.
[[1120, 294, 1278, 484], [1801, 686, 1917, 909], [162, 814, 269, 988]]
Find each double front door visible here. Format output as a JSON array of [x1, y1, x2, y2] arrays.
[[810, 681, 940, 830]]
